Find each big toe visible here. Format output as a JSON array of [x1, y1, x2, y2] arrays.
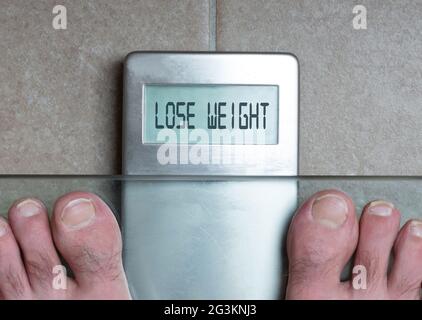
[[7, 198, 66, 298], [286, 190, 359, 299], [51, 192, 131, 300]]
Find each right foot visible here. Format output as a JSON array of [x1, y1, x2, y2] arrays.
[[0, 192, 131, 300], [286, 189, 422, 300]]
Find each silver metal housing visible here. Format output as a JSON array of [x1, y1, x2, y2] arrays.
[[123, 52, 299, 176], [122, 52, 299, 299]]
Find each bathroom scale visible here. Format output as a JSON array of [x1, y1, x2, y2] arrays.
[[122, 52, 299, 299]]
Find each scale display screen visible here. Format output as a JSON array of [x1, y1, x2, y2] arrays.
[[123, 52, 298, 175], [143, 85, 279, 145]]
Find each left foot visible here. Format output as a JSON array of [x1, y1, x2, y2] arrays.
[[0, 191, 131, 300]]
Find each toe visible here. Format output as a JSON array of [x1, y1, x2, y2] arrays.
[[0, 217, 31, 299], [388, 220, 422, 299], [8, 198, 70, 297], [353, 200, 400, 294], [51, 192, 130, 299], [286, 189, 359, 299]]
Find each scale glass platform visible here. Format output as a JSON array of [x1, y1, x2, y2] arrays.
[[0, 176, 420, 299]]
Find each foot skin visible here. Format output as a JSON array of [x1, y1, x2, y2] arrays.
[[286, 189, 422, 300], [0, 192, 131, 300]]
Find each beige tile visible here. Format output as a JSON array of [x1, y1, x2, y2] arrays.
[[0, 0, 210, 174], [217, 0, 422, 175]]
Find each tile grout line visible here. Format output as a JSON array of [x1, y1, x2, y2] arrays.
[[208, 0, 217, 51]]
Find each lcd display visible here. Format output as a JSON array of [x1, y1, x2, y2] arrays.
[[143, 85, 278, 145]]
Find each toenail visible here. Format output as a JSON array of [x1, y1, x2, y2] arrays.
[[16, 199, 43, 217], [312, 194, 348, 229], [409, 220, 422, 238], [367, 200, 394, 217], [61, 198, 96, 230]]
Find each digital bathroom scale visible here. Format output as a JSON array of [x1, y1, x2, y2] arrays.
[[122, 52, 299, 299]]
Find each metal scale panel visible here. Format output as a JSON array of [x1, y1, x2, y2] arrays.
[[122, 52, 298, 299]]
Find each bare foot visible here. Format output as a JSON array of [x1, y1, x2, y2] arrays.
[[0, 192, 131, 300], [286, 189, 422, 300]]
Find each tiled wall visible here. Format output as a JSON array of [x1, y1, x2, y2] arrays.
[[1, 0, 422, 175], [0, 0, 210, 174], [218, 0, 422, 175]]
